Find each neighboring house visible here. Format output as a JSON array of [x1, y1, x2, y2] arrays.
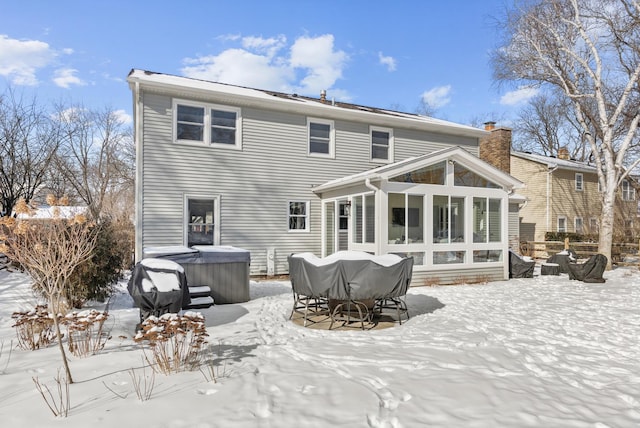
[[510, 149, 639, 242], [127, 70, 524, 284]]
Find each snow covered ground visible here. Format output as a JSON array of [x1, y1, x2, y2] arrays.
[[0, 266, 638, 427]]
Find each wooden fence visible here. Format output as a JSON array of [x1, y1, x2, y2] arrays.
[[520, 239, 639, 266]]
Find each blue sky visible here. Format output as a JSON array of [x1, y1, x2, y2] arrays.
[[1, 0, 535, 127]]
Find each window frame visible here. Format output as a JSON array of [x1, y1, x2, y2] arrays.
[[183, 194, 220, 247], [557, 216, 567, 233], [307, 118, 335, 158], [173, 99, 242, 150], [370, 126, 394, 163], [622, 179, 636, 201], [575, 216, 583, 234], [288, 200, 310, 233], [575, 173, 583, 191]]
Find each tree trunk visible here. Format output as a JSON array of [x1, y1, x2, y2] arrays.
[[598, 186, 615, 270], [50, 295, 74, 384]]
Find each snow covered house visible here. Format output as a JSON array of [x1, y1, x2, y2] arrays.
[[127, 69, 524, 284]]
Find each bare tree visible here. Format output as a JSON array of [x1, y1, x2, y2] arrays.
[[53, 105, 133, 220], [513, 91, 588, 160], [0, 89, 60, 216], [493, 0, 640, 267], [0, 198, 98, 383]]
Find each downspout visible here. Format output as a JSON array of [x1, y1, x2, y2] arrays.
[[546, 164, 558, 236], [133, 81, 144, 263]]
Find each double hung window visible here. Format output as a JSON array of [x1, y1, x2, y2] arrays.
[[175, 100, 241, 149], [370, 126, 393, 162], [288, 201, 310, 232], [308, 119, 334, 157]]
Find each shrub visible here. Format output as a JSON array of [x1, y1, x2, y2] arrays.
[[11, 305, 56, 350]]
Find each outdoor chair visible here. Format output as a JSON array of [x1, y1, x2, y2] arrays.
[[508, 250, 535, 278], [567, 254, 607, 283]]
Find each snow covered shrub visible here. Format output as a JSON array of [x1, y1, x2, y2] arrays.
[[134, 312, 208, 374], [62, 309, 111, 357], [11, 305, 56, 350]]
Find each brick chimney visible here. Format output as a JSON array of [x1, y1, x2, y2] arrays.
[[479, 121, 511, 174], [557, 147, 570, 160]]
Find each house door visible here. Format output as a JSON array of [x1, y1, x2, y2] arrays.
[[185, 195, 220, 246], [322, 199, 349, 256]]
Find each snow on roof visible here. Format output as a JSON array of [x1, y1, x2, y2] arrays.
[[127, 69, 486, 138], [512, 151, 597, 173]]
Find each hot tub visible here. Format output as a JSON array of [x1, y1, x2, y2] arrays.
[[143, 245, 251, 304]]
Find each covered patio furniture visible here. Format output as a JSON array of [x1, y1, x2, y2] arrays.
[[568, 254, 607, 283], [509, 250, 535, 278], [127, 258, 191, 325], [546, 249, 578, 274]]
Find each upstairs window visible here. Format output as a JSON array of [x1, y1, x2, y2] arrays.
[[174, 100, 241, 149], [622, 180, 636, 201], [308, 119, 334, 157], [370, 126, 393, 163], [575, 173, 583, 191]]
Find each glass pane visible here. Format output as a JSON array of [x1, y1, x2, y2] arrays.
[[433, 195, 449, 243], [211, 127, 236, 145], [454, 163, 500, 188], [451, 197, 465, 242], [188, 199, 214, 246], [187, 224, 214, 246], [178, 105, 204, 124], [489, 199, 501, 242], [365, 194, 375, 243], [177, 123, 203, 141], [189, 199, 214, 223], [310, 122, 330, 139], [389, 193, 405, 244], [310, 139, 329, 154], [407, 251, 424, 265], [289, 202, 306, 215], [339, 203, 348, 230], [390, 162, 445, 185], [372, 130, 389, 146], [408, 195, 423, 243], [353, 196, 363, 243], [372, 145, 388, 159], [211, 110, 236, 127], [324, 202, 335, 255], [473, 197, 487, 243], [433, 251, 465, 264], [473, 250, 503, 263], [289, 216, 306, 230]]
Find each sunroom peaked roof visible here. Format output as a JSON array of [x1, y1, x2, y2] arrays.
[[312, 146, 524, 194]]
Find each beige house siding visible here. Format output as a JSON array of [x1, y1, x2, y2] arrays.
[[550, 169, 601, 235], [511, 157, 549, 241]]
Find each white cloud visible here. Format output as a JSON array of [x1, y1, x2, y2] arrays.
[[182, 34, 349, 98], [500, 86, 539, 105], [421, 85, 452, 109], [0, 35, 55, 85], [113, 109, 132, 125], [378, 52, 396, 71], [52, 68, 86, 88]]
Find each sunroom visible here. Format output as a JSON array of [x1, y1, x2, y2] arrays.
[[313, 147, 524, 284]]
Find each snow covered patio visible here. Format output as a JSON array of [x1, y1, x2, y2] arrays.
[[0, 267, 638, 426]]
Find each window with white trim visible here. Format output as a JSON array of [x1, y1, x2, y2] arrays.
[[589, 217, 598, 233], [575, 173, 583, 191], [370, 126, 393, 162], [186, 197, 219, 246], [557, 216, 567, 233], [575, 217, 583, 234], [288, 201, 309, 232], [308, 118, 334, 157], [174, 100, 241, 149], [622, 180, 636, 201]]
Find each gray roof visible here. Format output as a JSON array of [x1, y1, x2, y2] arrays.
[[511, 151, 597, 173]]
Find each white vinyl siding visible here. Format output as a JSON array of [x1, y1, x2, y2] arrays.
[[308, 118, 334, 158], [173, 99, 242, 150]]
